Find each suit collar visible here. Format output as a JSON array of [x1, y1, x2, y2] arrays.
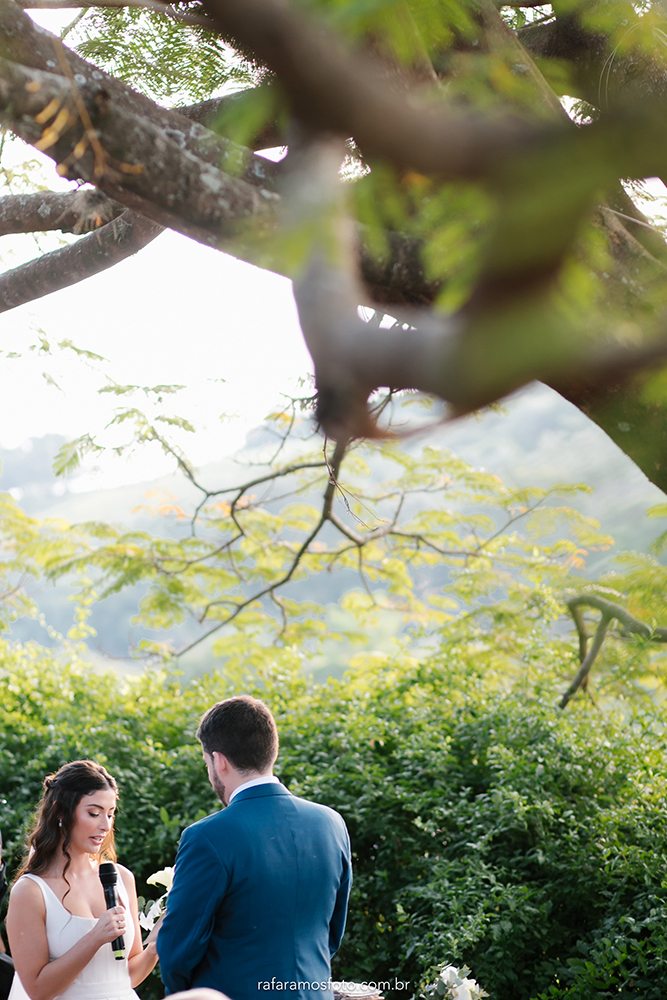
[[229, 782, 291, 804], [228, 774, 280, 804]]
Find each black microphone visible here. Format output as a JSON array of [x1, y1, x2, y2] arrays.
[[98, 862, 125, 960]]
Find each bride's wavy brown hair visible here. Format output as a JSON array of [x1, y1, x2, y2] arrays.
[[16, 760, 118, 907]]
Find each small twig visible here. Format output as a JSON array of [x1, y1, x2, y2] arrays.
[[475, 494, 557, 555], [569, 603, 588, 663], [60, 7, 88, 39], [0, 574, 32, 602], [153, 533, 243, 572], [175, 440, 348, 657], [388, 531, 481, 559], [227, 546, 247, 584], [265, 397, 297, 465], [271, 592, 288, 638], [559, 614, 611, 709], [327, 509, 364, 546], [603, 207, 667, 236], [228, 494, 248, 539], [357, 548, 376, 602], [323, 435, 360, 524], [188, 459, 327, 535], [204, 461, 329, 501], [322, 435, 388, 530], [146, 429, 201, 490]]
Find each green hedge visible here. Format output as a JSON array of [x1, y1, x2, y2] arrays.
[[2, 641, 667, 999]]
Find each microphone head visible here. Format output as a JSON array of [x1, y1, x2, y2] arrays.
[[98, 862, 117, 887]]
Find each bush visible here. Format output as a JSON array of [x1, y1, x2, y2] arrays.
[[3, 641, 667, 999], [275, 653, 667, 999]]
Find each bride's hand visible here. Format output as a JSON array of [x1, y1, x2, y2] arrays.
[[94, 905, 127, 945]]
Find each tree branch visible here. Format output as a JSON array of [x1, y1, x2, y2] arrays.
[[0, 210, 163, 313], [6, 0, 667, 503], [0, 190, 123, 236], [567, 594, 667, 641], [569, 602, 589, 664], [560, 594, 667, 708], [0, 8, 441, 308], [0, 0, 281, 191], [285, 129, 667, 444], [17, 0, 214, 27], [518, 14, 667, 116], [0, 6, 286, 309], [174, 439, 348, 657], [200, 0, 556, 178], [0, 57, 279, 246]]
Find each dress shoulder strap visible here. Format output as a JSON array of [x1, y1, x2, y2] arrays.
[[16, 873, 51, 907], [114, 868, 131, 908]]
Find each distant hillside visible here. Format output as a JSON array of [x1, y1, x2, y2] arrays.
[[1, 382, 664, 674], [424, 383, 666, 566]]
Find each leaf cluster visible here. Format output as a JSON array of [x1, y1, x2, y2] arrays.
[[76, 8, 258, 103]]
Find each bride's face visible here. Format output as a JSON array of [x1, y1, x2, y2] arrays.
[[69, 788, 117, 855]]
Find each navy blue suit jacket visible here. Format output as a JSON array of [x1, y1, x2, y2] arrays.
[[157, 783, 352, 1000]]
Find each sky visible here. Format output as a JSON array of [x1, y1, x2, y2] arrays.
[[1, 227, 313, 491], [0, 10, 315, 492]]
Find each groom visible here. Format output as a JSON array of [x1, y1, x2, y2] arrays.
[[157, 696, 352, 1000]]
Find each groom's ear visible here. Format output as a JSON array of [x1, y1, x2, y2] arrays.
[[212, 751, 231, 775]]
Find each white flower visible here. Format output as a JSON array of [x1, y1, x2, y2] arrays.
[[139, 898, 163, 931], [440, 968, 462, 987], [147, 866, 174, 891], [433, 965, 488, 1000], [455, 980, 482, 1000]]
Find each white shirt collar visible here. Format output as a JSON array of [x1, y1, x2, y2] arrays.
[[228, 774, 280, 804]]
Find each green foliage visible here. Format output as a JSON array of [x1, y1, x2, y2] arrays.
[[646, 502, 667, 554], [6, 386, 667, 697], [0, 491, 92, 631], [211, 82, 286, 152], [4, 643, 667, 999], [0, 645, 224, 998], [31, 407, 612, 668], [76, 9, 257, 104], [0, 648, 213, 877], [52, 434, 104, 476], [10, 390, 667, 702], [275, 655, 667, 1000]]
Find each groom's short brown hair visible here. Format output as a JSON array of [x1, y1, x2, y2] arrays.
[[197, 695, 279, 773]]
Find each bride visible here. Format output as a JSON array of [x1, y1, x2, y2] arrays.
[[6, 760, 159, 1000]]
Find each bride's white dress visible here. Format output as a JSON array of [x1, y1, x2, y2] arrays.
[[8, 873, 139, 1000]]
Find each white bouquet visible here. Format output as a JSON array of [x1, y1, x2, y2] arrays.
[[139, 866, 175, 932], [432, 965, 488, 1000]]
